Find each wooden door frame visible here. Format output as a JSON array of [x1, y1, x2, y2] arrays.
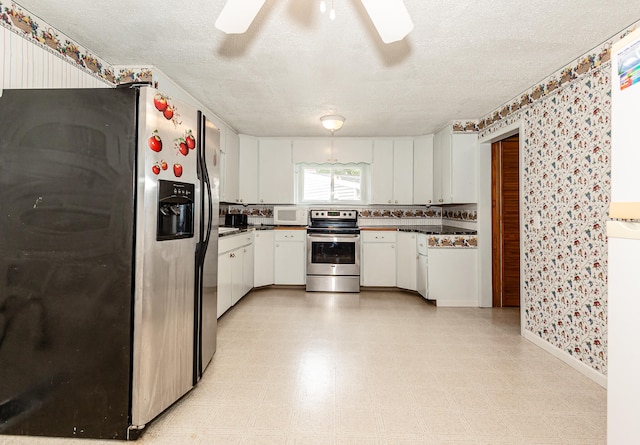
[[477, 120, 525, 328], [492, 142, 503, 307], [491, 135, 520, 307]]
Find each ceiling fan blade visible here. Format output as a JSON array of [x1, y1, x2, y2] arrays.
[[360, 0, 414, 44], [215, 0, 267, 34]]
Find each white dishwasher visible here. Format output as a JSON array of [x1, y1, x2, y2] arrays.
[[417, 233, 428, 299]]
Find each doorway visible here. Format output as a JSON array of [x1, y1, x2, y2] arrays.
[[491, 134, 520, 307]]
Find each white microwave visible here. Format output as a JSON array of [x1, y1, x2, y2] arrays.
[[273, 206, 308, 226]]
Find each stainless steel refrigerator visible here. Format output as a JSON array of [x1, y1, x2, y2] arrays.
[[0, 86, 219, 439]]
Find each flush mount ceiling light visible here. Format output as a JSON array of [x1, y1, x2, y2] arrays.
[[320, 115, 345, 133], [215, 0, 413, 44]]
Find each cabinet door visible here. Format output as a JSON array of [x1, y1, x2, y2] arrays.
[[242, 243, 254, 296], [440, 128, 453, 204], [217, 252, 232, 318], [450, 133, 478, 203], [331, 138, 373, 163], [433, 130, 443, 204], [274, 236, 305, 285], [230, 249, 244, 305], [238, 134, 259, 204], [371, 139, 394, 204], [396, 232, 417, 291], [413, 135, 434, 205], [427, 248, 477, 307], [393, 139, 414, 204], [417, 254, 428, 298], [259, 138, 293, 204], [292, 139, 332, 163], [254, 231, 274, 287], [221, 130, 239, 203], [361, 243, 396, 286]]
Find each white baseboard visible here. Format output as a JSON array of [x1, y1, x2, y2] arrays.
[[523, 330, 607, 388]]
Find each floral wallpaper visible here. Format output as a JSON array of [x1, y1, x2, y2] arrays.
[[428, 235, 477, 248], [478, 61, 613, 375]]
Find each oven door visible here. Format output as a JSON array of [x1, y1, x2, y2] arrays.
[[307, 233, 360, 276]]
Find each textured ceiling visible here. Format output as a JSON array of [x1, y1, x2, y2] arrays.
[[14, 0, 640, 137]]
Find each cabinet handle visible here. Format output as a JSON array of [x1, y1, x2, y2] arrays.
[[260, 199, 264, 203], [395, 200, 398, 204], [230, 253, 235, 258], [388, 200, 392, 204], [428, 200, 432, 203], [439, 199, 443, 202]]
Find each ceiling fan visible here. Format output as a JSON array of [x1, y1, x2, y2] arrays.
[[214, 0, 414, 44]]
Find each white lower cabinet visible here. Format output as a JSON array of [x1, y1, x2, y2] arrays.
[[361, 231, 397, 286], [217, 232, 253, 318], [217, 248, 233, 318], [396, 231, 417, 291], [416, 234, 428, 299], [427, 247, 477, 306], [274, 230, 306, 285], [253, 230, 274, 287], [241, 242, 254, 297]]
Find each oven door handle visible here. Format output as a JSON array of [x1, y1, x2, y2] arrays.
[[308, 234, 360, 239]]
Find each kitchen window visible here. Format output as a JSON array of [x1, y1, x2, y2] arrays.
[[296, 163, 369, 204]]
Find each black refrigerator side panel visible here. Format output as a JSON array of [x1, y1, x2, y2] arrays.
[[0, 88, 137, 439]]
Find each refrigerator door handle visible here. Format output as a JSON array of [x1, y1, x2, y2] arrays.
[[199, 114, 213, 251]]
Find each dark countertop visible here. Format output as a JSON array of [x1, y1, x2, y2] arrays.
[[360, 225, 476, 235], [218, 224, 302, 237]]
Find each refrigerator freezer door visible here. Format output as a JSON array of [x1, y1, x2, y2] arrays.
[[131, 88, 200, 428], [610, 28, 640, 219], [606, 221, 640, 443]]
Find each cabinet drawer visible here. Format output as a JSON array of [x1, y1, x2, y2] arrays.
[[219, 232, 253, 253], [274, 230, 306, 242], [361, 231, 397, 243]]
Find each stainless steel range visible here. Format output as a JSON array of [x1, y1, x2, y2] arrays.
[[306, 210, 360, 293]]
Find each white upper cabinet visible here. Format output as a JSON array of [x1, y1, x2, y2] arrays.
[[392, 139, 414, 205], [371, 139, 394, 204], [292, 138, 372, 164], [413, 135, 434, 205], [371, 139, 413, 204], [331, 138, 373, 163], [433, 125, 477, 204], [258, 138, 294, 204], [292, 139, 332, 163], [238, 134, 259, 204]]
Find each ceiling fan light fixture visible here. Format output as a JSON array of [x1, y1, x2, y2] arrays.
[[320, 0, 327, 14], [215, 0, 266, 34], [320, 115, 345, 133], [360, 0, 414, 44]]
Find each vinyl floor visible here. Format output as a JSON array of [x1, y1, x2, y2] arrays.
[[4, 287, 606, 444]]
